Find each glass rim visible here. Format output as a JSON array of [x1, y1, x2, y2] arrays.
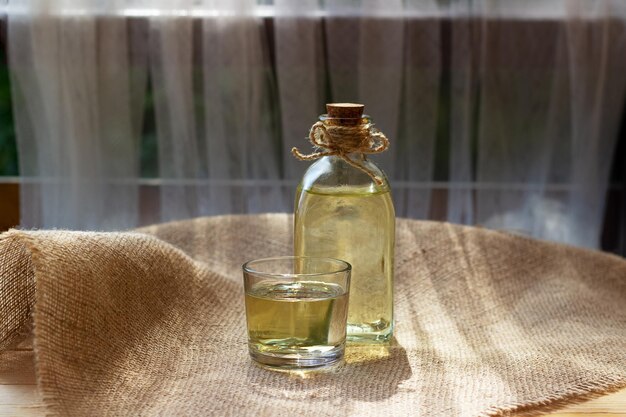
[[242, 255, 351, 279]]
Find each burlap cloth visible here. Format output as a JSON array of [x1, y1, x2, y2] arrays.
[[0, 214, 625, 416]]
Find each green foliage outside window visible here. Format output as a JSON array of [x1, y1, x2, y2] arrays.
[[0, 67, 17, 176]]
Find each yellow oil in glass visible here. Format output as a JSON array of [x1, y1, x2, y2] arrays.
[[245, 281, 349, 356], [294, 186, 395, 343]]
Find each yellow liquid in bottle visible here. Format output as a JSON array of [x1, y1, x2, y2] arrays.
[[294, 186, 395, 343]]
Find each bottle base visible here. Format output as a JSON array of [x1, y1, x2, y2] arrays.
[[347, 321, 393, 344]]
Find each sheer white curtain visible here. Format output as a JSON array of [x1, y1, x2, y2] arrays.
[[5, 0, 626, 248]]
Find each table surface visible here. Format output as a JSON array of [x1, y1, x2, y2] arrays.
[[1, 348, 624, 416]]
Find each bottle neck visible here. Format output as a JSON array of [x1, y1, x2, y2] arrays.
[[325, 153, 367, 162]]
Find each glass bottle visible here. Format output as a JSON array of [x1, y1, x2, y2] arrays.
[[294, 103, 395, 343]]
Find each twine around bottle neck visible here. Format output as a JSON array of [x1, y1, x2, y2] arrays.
[[291, 118, 390, 186]]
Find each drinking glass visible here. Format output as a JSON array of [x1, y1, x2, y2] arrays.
[[243, 256, 351, 369]]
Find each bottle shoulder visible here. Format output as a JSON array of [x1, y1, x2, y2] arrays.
[[299, 156, 391, 194]]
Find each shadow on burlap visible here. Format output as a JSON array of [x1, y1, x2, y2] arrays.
[[0, 214, 624, 416]]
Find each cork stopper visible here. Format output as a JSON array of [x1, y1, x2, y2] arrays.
[[326, 103, 365, 119]]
